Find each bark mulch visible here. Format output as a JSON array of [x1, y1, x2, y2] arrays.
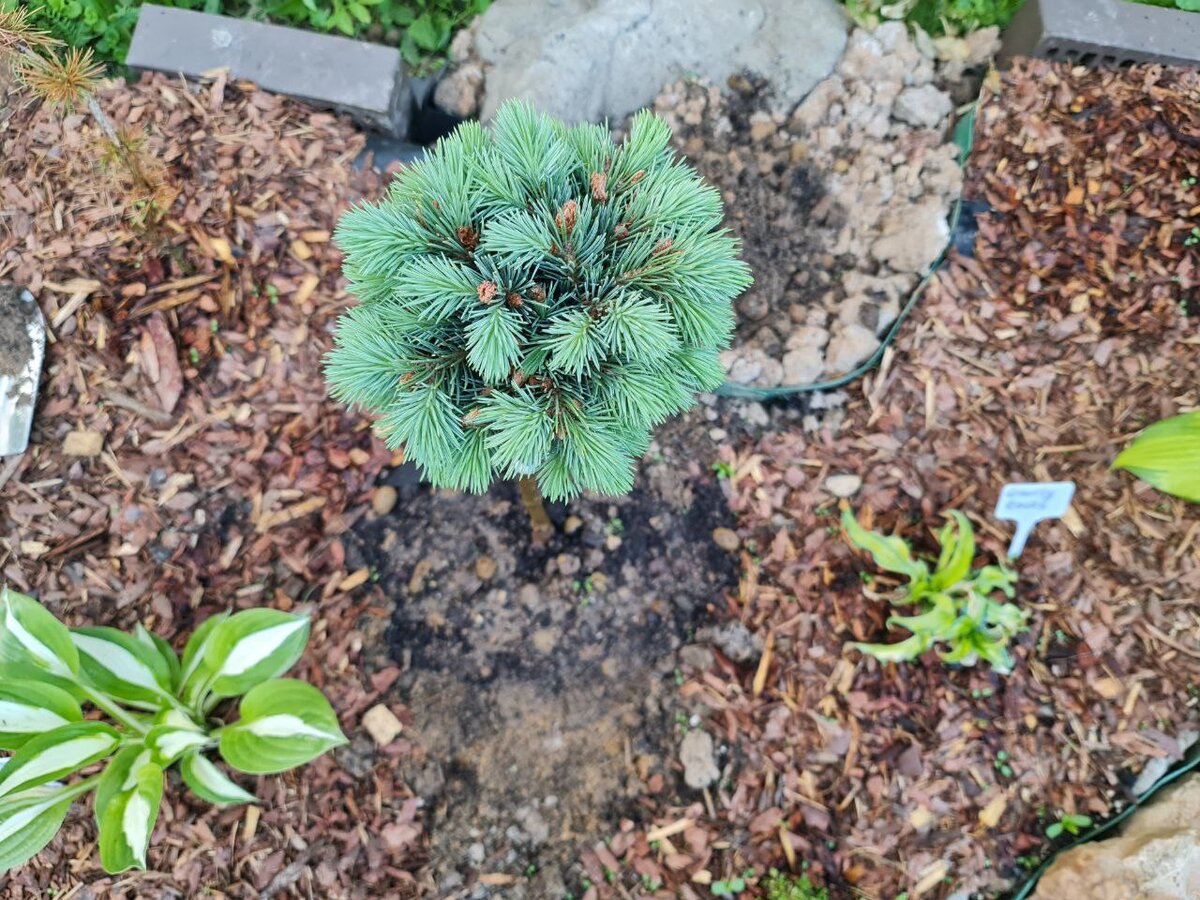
[[1, 73, 432, 897], [582, 61, 1200, 900]]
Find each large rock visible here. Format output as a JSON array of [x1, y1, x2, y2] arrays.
[[1033, 775, 1200, 900], [473, 0, 849, 123]]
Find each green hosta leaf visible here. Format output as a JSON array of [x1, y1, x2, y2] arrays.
[[849, 633, 928, 664], [202, 610, 310, 700], [134, 624, 181, 692], [841, 508, 929, 583], [1113, 411, 1200, 503], [931, 511, 975, 590], [180, 752, 257, 806], [0, 789, 74, 872], [220, 680, 346, 774], [973, 564, 1018, 598], [985, 599, 1028, 636], [179, 610, 229, 703], [0, 682, 82, 750], [0, 722, 119, 799], [97, 753, 163, 873], [887, 593, 957, 642], [70, 627, 173, 708], [0, 587, 79, 687], [971, 635, 1016, 674]]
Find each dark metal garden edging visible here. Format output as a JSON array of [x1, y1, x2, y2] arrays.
[[715, 99, 979, 400], [1011, 739, 1200, 898]]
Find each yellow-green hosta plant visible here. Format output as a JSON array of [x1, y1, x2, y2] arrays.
[[842, 508, 1026, 673], [1112, 410, 1200, 503], [0, 587, 346, 875]]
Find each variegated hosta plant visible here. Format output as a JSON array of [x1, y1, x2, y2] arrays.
[[842, 508, 1026, 673], [0, 587, 346, 874]]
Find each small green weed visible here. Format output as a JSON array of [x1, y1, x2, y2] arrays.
[[763, 867, 830, 900], [1046, 812, 1092, 839]]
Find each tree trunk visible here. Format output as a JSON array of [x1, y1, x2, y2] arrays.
[[518, 476, 553, 546]]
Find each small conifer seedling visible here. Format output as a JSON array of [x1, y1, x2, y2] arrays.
[[326, 101, 752, 528], [0, 587, 346, 875]]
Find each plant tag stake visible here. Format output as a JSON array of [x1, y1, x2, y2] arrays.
[[994, 482, 1076, 558]]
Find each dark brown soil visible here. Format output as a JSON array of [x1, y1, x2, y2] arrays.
[[345, 411, 745, 898], [0, 285, 37, 379], [663, 77, 849, 358]]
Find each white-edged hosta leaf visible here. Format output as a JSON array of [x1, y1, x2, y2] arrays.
[[0, 722, 118, 799], [220, 679, 346, 774], [94, 745, 154, 823], [180, 752, 257, 806], [145, 726, 208, 766], [70, 626, 173, 708], [0, 682, 82, 751], [0, 789, 73, 873], [134, 624, 181, 692], [202, 610, 311, 699], [97, 753, 163, 873], [179, 611, 229, 702], [0, 587, 79, 687]]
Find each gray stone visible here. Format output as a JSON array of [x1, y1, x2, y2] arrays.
[[127, 5, 409, 137], [679, 729, 720, 789], [433, 62, 484, 118], [782, 347, 824, 385], [678, 644, 715, 671], [473, 0, 849, 123], [871, 199, 951, 275], [710, 620, 763, 664], [892, 84, 953, 129], [825, 323, 881, 376], [824, 473, 862, 498]]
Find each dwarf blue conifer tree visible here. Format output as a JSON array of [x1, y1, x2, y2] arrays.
[[326, 101, 752, 503]]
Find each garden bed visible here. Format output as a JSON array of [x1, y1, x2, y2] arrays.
[[586, 58, 1200, 899], [2, 45, 1198, 900]]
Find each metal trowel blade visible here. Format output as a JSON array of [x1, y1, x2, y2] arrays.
[[0, 290, 46, 457]]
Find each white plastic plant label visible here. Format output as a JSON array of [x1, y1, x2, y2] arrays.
[[994, 482, 1076, 558]]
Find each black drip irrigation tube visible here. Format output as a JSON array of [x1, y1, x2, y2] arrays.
[[715, 99, 980, 400]]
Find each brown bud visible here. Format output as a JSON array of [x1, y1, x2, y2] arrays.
[[399, 372, 416, 385], [590, 172, 608, 202], [462, 408, 481, 426], [555, 199, 578, 233], [506, 292, 524, 308], [613, 222, 630, 240], [549, 242, 561, 257], [530, 285, 547, 302], [629, 170, 646, 186], [513, 370, 528, 387], [457, 226, 479, 251], [477, 281, 498, 304], [651, 238, 674, 257]]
